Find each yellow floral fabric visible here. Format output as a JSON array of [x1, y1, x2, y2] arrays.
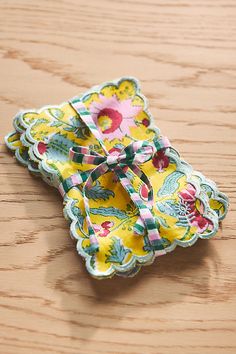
[[5, 78, 228, 278]]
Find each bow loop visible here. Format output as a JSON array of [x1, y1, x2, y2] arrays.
[[70, 140, 155, 171], [133, 145, 154, 165], [106, 154, 120, 169], [118, 140, 154, 167]]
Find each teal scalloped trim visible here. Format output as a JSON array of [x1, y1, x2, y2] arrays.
[[4, 76, 229, 279]]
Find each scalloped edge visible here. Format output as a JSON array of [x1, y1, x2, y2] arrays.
[[5, 127, 229, 224], [4, 76, 228, 278]]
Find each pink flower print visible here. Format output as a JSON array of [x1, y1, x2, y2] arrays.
[[179, 184, 212, 233], [142, 118, 150, 127], [89, 94, 142, 139], [94, 221, 115, 237]]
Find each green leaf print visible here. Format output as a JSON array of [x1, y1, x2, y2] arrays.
[[90, 207, 128, 219], [156, 200, 177, 217], [50, 121, 64, 128], [48, 108, 64, 120], [64, 116, 90, 140], [157, 171, 184, 197], [106, 237, 130, 264], [86, 181, 114, 201], [90, 255, 96, 270], [46, 133, 74, 161], [71, 205, 85, 226]]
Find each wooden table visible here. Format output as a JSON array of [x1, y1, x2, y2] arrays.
[[0, 1, 235, 353]]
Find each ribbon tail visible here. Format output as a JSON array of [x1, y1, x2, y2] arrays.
[[133, 217, 145, 235], [82, 163, 110, 255], [129, 164, 154, 236], [133, 136, 171, 248], [115, 166, 165, 254]]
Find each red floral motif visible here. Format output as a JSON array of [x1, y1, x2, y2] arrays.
[[179, 184, 212, 233], [152, 150, 169, 172], [37, 142, 47, 155], [142, 118, 150, 127], [140, 183, 148, 201], [94, 221, 114, 237], [139, 183, 153, 209], [101, 221, 114, 229], [97, 108, 123, 134]]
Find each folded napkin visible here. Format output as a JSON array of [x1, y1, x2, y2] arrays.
[[5, 77, 229, 278]]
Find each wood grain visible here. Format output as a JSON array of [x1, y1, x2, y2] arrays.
[[0, 0, 236, 353]]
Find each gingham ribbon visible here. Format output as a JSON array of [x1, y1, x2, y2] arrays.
[[58, 97, 170, 254]]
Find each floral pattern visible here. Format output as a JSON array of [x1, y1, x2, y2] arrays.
[[37, 141, 47, 155], [152, 150, 169, 172], [94, 221, 114, 237], [178, 184, 212, 232], [89, 94, 142, 139], [5, 77, 228, 279]]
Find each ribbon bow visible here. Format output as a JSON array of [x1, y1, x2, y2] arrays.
[[58, 97, 171, 255]]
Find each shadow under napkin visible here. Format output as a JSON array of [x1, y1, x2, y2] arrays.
[[4, 149, 221, 346]]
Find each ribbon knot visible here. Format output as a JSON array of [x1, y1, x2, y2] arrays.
[[105, 141, 154, 170], [58, 97, 171, 255], [106, 154, 120, 169]]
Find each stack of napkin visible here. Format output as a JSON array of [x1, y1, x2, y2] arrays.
[[5, 77, 229, 279]]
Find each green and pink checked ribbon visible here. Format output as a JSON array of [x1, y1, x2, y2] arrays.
[[58, 97, 171, 255]]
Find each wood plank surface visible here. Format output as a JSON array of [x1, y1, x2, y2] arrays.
[[0, 0, 235, 353]]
